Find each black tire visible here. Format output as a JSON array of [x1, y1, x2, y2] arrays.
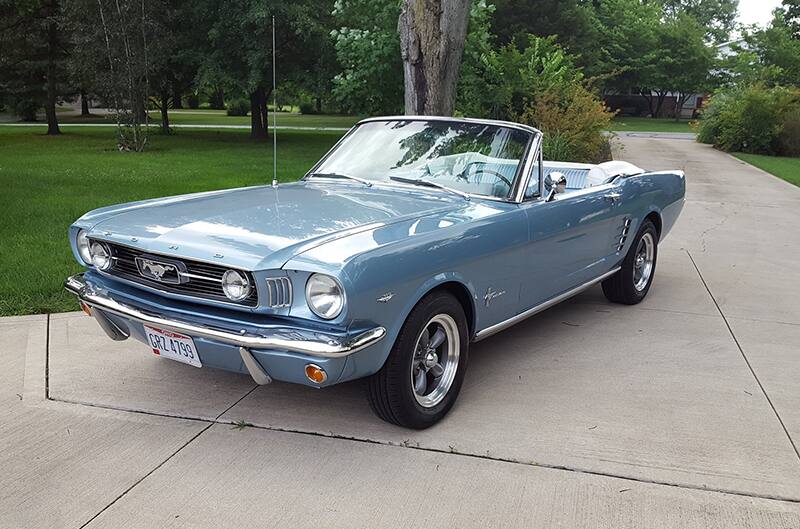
[[367, 291, 469, 429], [602, 219, 658, 305]]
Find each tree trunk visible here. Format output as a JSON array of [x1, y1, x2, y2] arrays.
[[160, 89, 170, 134], [80, 89, 91, 116], [45, 15, 60, 135], [249, 88, 267, 139], [675, 93, 689, 121], [654, 91, 667, 118], [210, 87, 225, 109], [172, 85, 182, 109], [640, 90, 655, 118], [398, 0, 471, 116]]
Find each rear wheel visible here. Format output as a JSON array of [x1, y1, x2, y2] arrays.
[[367, 291, 469, 429], [602, 219, 658, 305]]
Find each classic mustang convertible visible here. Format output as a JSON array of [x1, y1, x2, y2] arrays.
[[65, 116, 685, 428]]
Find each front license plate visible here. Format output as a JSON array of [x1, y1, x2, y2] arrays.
[[144, 325, 202, 368]]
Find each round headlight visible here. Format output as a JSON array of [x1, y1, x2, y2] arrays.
[[221, 270, 251, 301], [90, 241, 112, 270], [305, 274, 344, 320], [76, 230, 92, 265]]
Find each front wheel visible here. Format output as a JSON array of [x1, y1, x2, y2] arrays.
[[367, 291, 469, 429], [602, 219, 658, 305]]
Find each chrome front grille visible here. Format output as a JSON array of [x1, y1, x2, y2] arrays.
[[102, 242, 259, 307], [265, 276, 292, 308]]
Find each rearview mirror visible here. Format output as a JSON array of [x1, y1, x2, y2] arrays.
[[544, 172, 567, 202]]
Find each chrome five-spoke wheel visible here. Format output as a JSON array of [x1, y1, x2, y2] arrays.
[[367, 291, 469, 429], [411, 314, 460, 408], [602, 218, 659, 305], [633, 232, 655, 292]]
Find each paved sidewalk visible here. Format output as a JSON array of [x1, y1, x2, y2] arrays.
[[1, 138, 799, 528]]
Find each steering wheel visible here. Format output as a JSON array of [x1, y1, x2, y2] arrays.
[[458, 161, 513, 189]]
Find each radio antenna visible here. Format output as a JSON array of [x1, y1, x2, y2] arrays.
[[271, 15, 278, 188]]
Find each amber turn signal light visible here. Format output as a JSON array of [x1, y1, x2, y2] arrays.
[[305, 364, 327, 384], [80, 302, 92, 316]]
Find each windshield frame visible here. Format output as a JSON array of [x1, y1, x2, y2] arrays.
[[303, 116, 543, 203]]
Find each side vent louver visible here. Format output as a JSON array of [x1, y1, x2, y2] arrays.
[[265, 277, 293, 308], [617, 217, 632, 252]]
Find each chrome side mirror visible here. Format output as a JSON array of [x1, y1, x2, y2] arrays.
[[544, 172, 567, 202]]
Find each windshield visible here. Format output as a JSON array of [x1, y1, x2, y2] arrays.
[[311, 120, 532, 199]]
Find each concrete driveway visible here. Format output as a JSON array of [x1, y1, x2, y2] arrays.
[[2, 137, 799, 528]]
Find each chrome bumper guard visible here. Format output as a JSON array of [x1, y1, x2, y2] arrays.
[[64, 274, 386, 358]]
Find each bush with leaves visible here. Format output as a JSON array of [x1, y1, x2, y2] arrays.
[[226, 98, 250, 117], [697, 84, 800, 155], [457, 34, 582, 121], [517, 83, 616, 163]]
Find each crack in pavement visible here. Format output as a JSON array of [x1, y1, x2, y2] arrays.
[[687, 250, 800, 463], [74, 384, 258, 529], [46, 395, 800, 506]]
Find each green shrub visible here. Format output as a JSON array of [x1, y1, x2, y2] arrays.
[[697, 84, 800, 155], [13, 99, 39, 121], [516, 83, 616, 163], [298, 101, 317, 115], [778, 109, 800, 157], [186, 94, 200, 109], [226, 98, 249, 116]]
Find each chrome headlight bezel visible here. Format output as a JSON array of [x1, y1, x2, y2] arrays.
[[90, 241, 113, 270], [221, 269, 252, 302], [76, 229, 93, 265], [305, 273, 345, 320]]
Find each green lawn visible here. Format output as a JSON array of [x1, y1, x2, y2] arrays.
[[56, 109, 361, 129], [0, 127, 343, 315], [733, 153, 800, 187], [610, 117, 694, 133]]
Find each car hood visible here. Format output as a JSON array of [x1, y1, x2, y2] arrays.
[[82, 181, 465, 270]]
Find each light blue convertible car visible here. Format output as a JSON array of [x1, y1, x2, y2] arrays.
[[65, 116, 685, 428]]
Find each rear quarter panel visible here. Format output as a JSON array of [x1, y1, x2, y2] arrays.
[[618, 170, 686, 243]]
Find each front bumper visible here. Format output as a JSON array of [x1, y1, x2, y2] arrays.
[[64, 273, 386, 385]]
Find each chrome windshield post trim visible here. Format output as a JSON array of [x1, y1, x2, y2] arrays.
[[64, 273, 386, 358], [474, 267, 621, 341], [510, 131, 543, 204]]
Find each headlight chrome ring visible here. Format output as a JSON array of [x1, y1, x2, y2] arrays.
[[305, 273, 344, 320], [90, 241, 113, 271], [221, 269, 252, 302], [76, 229, 93, 265]]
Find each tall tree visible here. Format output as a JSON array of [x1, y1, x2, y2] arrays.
[[785, 0, 800, 38], [398, 0, 471, 115], [0, 0, 66, 134], [489, 0, 596, 51], [199, 0, 334, 139], [588, 0, 661, 96], [147, 0, 202, 133], [331, 0, 404, 115], [662, 0, 739, 44], [650, 15, 714, 119]]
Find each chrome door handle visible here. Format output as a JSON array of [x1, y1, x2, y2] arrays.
[[604, 192, 622, 202]]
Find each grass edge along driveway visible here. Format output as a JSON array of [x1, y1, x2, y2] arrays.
[[733, 152, 800, 188]]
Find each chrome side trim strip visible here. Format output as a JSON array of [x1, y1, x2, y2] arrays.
[[65, 274, 386, 358], [239, 347, 272, 385], [474, 267, 621, 341]]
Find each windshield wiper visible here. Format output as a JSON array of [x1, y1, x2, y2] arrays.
[[388, 176, 470, 200], [307, 172, 372, 187]]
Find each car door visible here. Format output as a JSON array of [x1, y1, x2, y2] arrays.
[[520, 173, 626, 308]]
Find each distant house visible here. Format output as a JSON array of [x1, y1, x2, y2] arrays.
[[603, 40, 743, 119], [603, 92, 704, 119]]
